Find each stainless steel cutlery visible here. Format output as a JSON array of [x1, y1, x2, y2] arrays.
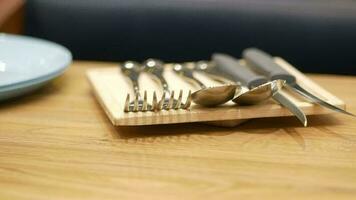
[[121, 60, 191, 112], [121, 61, 154, 112], [118, 48, 350, 127], [212, 53, 307, 126], [143, 59, 191, 111], [194, 60, 284, 105], [173, 63, 238, 107], [243, 48, 355, 117]]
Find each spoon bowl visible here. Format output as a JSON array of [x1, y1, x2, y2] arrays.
[[192, 84, 237, 107], [173, 63, 240, 107], [233, 79, 285, 105]]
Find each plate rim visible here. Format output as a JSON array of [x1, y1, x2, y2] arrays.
[[0, 33, 72, 92]]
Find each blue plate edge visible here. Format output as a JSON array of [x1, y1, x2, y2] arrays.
[[0, 33, 73, 89], [0, 63, 70, 93]]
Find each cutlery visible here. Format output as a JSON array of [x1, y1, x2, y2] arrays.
[[233, 80, 285, 105], [143, 59, 191, 110], [243, 48, 355, 117], [120, 61, 156, 112], [213, 54, 307, 126], [173, 63, 238, 107], [195, 61, 284, 105]]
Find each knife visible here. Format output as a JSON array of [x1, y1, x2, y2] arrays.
[[243, 48, 355, 117], [213, 53, 307, 126]]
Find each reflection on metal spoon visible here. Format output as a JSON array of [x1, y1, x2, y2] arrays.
[[232, 79, 286, 105], [195, 61, 285, 105], [173, 63, 239, 107], [191, 84, 238, 107]]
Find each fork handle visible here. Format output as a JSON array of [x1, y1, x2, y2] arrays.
[[155, 74, 170, 94], [132, 80, 140, 95], [174, 64, 206, 89], [150, 64, 170, 94], [121, 61, 141, 95], [143, 59, 171, 94], [183, 69, 206, 88]]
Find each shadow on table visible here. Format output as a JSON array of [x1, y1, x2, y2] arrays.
[[0, 77, 66, 109]]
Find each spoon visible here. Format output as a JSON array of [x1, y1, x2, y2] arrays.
[[172, 63, 238, 107], [212, 53, 307, 126], [232, 79, 285, 105], [195, 61, 284, 105]]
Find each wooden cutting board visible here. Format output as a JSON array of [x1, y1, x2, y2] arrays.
[[87, 57, 345, 126]]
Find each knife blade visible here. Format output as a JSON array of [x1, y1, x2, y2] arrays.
[[243, 48, 355, 117], [213, 53, 307, 126]]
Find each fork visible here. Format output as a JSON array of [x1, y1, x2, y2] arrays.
[[143, 59, 191, 110], [120, 61, 157, 112]]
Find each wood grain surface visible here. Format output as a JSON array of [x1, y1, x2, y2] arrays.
[[0, 61, 356, 200]]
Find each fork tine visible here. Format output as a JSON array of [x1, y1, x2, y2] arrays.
[[158, 92, 165, 110], [183, 90, 192, 109], [167, 90, 175, 110], [142, 90, 148, 111], [152, 91, 158, 111], [133, 92, 139, 112], [124, 93, 130, 112], [175, 90, 183, 109]]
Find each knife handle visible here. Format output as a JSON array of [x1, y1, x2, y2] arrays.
[[242, 48, 296, 84], [212, 53, 268, 89]]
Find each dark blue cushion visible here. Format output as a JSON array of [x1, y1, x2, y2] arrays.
[[25, 0, 356, 74]]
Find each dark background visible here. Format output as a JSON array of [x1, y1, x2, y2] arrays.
[[25, 0, 356, 74]]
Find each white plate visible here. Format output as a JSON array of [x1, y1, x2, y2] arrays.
[[0, 33, 72, 101]]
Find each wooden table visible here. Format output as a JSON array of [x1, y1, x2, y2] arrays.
[[1, 61, 356, 200]]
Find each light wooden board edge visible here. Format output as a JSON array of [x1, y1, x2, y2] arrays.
[[86, 58, 345, 126]]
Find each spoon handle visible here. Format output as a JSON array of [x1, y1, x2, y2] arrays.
[[242, 48, 296, 84], [212, 53, 268, 89]]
